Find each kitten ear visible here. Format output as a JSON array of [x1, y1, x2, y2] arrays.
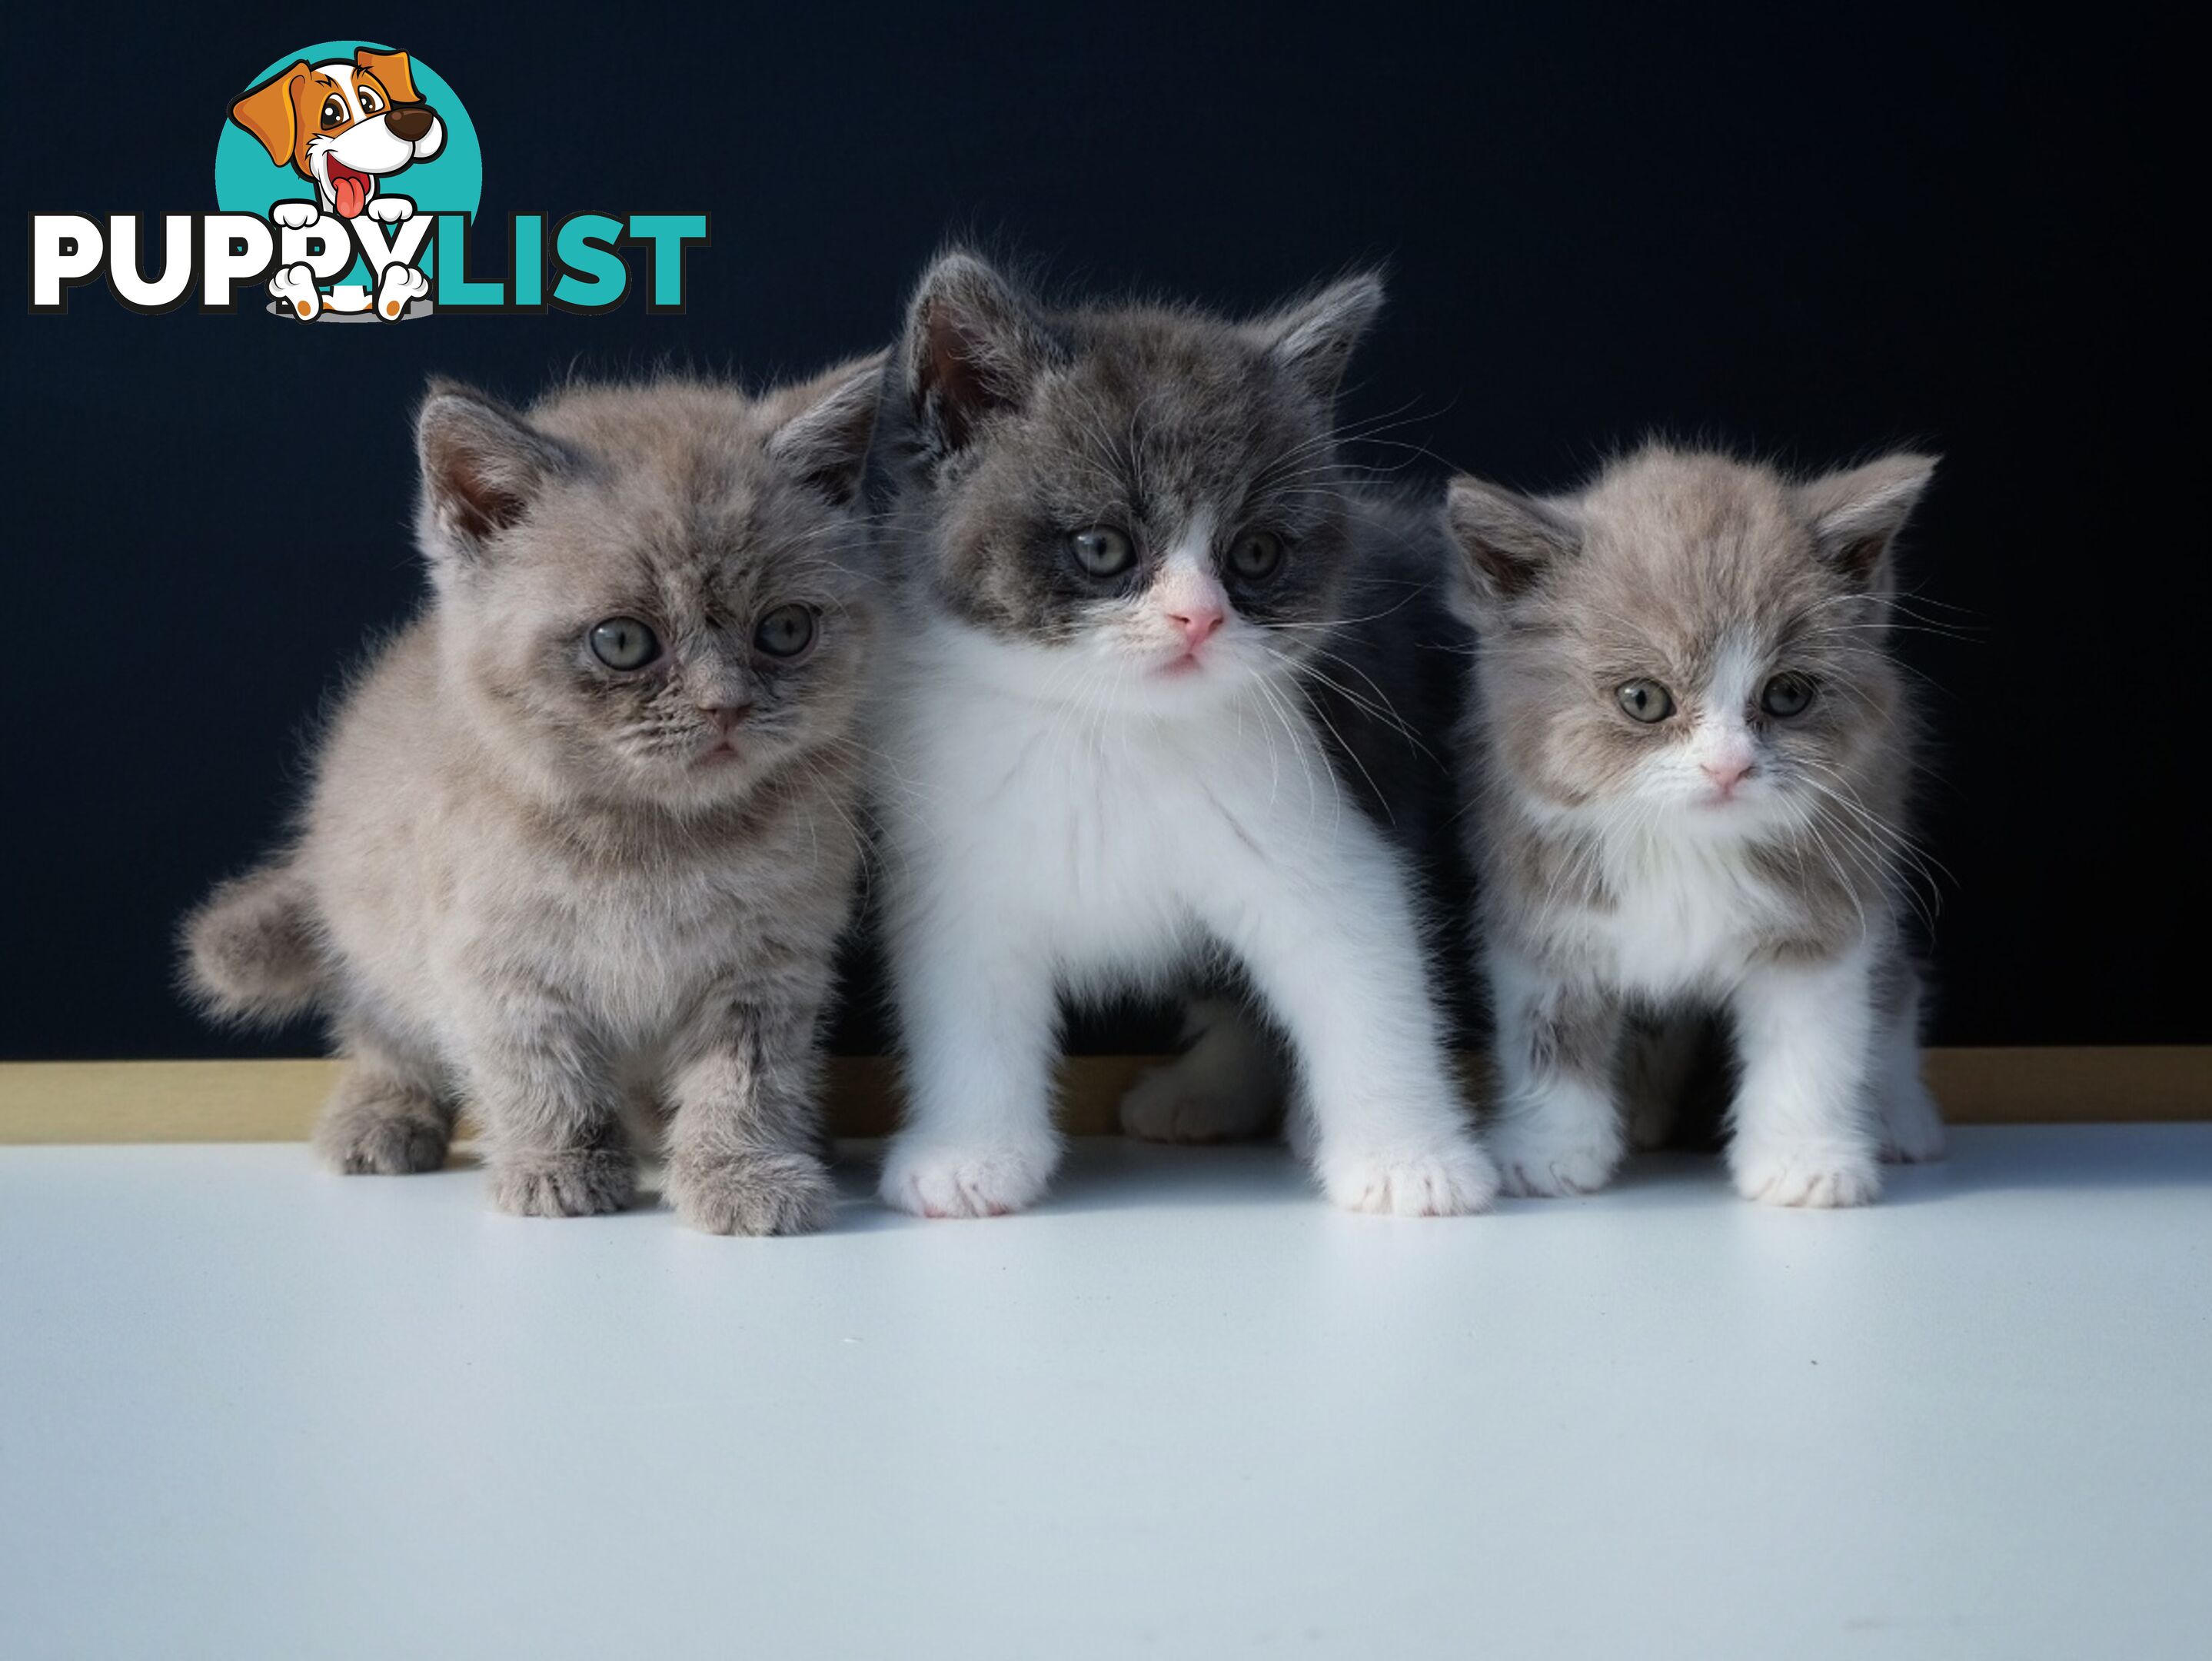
[[902, 251, 1050, 454], [1249, 272, 1386, 402], [415, 383, 571, 560], [1444, 475, 1581, 613], [1794, 453, 1937, 587], [765, 352, 886, 505]]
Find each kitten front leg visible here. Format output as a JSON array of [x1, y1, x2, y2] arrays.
[[880, 913, 1063, 1218], [665, 1000, 837, 1237], [1486, 950, 1628, 1196], [458, 994, 634, 1218], [1212, 827, 1496, 1216], [312, 1014, 453, 1175], [1725, 948, 1883, 1207]]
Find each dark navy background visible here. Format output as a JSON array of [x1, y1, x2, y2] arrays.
[[3, 3, 2193, 1057]]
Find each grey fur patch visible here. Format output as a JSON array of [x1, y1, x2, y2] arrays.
[[871, 251, 1390, 650]]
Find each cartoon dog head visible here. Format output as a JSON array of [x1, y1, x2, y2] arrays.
[[228, 48, 444, 219]]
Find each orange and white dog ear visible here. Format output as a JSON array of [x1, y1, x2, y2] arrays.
[[354, 48, 422, 105], [228, 62, 308, 167]]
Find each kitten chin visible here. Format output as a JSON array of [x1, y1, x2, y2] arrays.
[[181, 362, 887, 1233], [867, 249, 1494, 1218], [1445, 444, 1946, 1207]]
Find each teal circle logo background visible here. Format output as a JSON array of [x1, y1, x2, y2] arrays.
[[213, 42, 481, 291]]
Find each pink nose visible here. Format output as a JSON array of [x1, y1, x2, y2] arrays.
[[698, 703, 751, 734], [1168, 605, 1224, 649], [1701, 758, 1753, 795]]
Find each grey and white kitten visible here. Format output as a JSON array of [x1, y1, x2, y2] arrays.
[[1445, 445, 1946, 1207], [182, 364, 884, 1233], [866, 251, 1496, 1217]]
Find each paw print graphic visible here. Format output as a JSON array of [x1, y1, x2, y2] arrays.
[[268, 262, 321, 321], [375, 263, 430, 321]]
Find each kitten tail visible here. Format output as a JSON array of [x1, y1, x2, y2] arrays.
[[180, 861, 325, 1024]]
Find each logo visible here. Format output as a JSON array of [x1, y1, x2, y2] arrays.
[[28, 41, 708, 321], [216, 43, 474, 321]]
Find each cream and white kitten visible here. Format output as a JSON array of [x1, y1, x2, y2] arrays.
[[865, 251, 1497, 1218], [1446, 446, 1947, 1207]]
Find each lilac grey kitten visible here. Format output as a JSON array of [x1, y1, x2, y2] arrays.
[[1445, 445, 1946, 1207], [182, 364, 883, 1233]]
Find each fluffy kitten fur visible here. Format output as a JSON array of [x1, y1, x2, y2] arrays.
[[867, 251, 1496, 1217], [182, 364, 884, 1233], [1446, 445, 1946, 1207]]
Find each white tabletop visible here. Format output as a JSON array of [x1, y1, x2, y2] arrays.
[[3, 1127, 2207, 1659]]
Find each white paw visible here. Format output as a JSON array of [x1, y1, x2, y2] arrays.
[[1319, 1137, 1499, 1217], [271, 200, 321, 230], [268, 263, 321, 321], [1489, 1123, 1624, 1197], [1878, 1084, 1947, 1164], [366, 195, 414, 223], [879, 1135, 1059, 1219], [374, 263, 430, 321], [1119, 1066, 1272, 1144], [1731, 1141, 1882, 1207]]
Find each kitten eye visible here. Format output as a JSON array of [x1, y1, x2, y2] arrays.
[[1227, 530, 1285, 581], [588, 617, 661, 671], [754, 603, 817, 660], [1761, 673, 1816, 717], [1616, 680, 1675, 724], [1068, 527, 1136, 578]]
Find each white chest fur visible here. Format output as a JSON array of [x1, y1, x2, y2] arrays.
[[878, 626, 1368, 990], [1582, 830, 1794, 1001]]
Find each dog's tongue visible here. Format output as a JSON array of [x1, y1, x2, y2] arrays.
[[331, 168, 368, 219]]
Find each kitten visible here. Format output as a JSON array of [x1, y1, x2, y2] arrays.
[[1444, 445, 1947, 1207], [865, 251, 1497, 1217], [181, 364, 884, 1233]]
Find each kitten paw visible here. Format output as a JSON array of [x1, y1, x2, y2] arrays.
[[1118, 1066, 1273, 1144], [1488, 1126, 1623, 1197], [879, 1137, 1059, 1219], [1319, 1137, 1499, 1217], [669, 1151, 837, 1237], [487, 1150, 636, 1218], [312, 1083, 449, 1175], [1730, 1142, 1881, 1207], [1119, 1004, 1282, 1144]]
